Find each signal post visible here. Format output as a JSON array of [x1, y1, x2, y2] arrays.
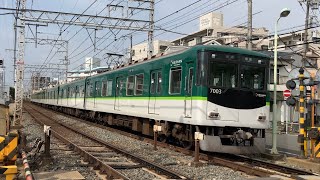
[[286, 68, 307, 157]]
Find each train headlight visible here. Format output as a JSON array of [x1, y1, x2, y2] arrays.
[[258, 115, 266, 121], [208, 112, 219, 118]]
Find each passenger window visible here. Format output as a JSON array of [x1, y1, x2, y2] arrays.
[[79, 85, 84, 97], [170, 67, 182, 94], [151, 73, 156, 94], [135, 74, 144, 95], [127, 76, 134, 96], [157, 72, 162, 93], [102, 80, 113, 96], [107, 80, 112, 96], [102, 81, 107, 96], [86, 84, 92, 97]]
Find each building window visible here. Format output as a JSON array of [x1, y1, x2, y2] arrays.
[[135, 74, 144, 95], [127, 76, 135, 96], [159, 45, 167, 52], [304, 59, 317, 68], [170, 67, 182, 94]]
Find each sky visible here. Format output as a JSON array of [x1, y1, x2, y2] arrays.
[[0, 0, 315, 90]]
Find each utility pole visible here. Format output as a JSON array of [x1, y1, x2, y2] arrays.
[[13, 0, 26, 126], [247, 0, 252, 50], [130, 35, 133, 63], [148, 0, 155, 58], [303, 0, 310, 67]]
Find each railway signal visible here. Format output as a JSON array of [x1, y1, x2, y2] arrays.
[[285, 80, 297, 107]]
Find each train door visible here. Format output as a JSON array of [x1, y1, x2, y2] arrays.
[[148, 69, 162, 114], [184, 62, 194, 117], [94, 81, 101, 108], [114, 77, 124, 110]]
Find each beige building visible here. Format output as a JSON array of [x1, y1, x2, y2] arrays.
[[268, 30, 320, 68], [172, 12, 269, 50], [131, 40, 172, 61]]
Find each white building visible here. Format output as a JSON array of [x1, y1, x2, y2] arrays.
[[84, 57, 101, 70]]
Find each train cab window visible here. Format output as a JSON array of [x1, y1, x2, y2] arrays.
[[127, 76, 135, 96], [240, 65, 265, 90], [169, 67, 182, 94], [135, 74, 144, 95], [209, 62, 237, 88]]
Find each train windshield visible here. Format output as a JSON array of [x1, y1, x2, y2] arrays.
[[208, 62, 237, 88], [240, 65, 265, 90], [200, 51, 268, 91]]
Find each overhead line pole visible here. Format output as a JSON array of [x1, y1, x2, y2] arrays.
[[303, 0, 310, 67], [148, 0, 155, 58], [13, 0, 26, 127], [247, 0, 252, 50]]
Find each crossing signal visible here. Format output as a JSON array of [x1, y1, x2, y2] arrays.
[[285, 80, 297, 106], [286, 79, 296, 90], [286, 96, 296, 106], [0, 60, 3, 66]]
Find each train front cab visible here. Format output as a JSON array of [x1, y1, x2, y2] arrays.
[[196, 49, 270, 154]]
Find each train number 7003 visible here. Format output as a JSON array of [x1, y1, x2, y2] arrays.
[[210, 88, 222, 94]]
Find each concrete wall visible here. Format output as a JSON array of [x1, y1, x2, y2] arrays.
[[266, 132, 300, 155]]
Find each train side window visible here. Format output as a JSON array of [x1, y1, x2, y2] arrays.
[[127, 76, 135, 96], [169, 67, 182, 94], [79, 85, 84, 97], [157, 72, 162, 94], [150, 72, 156, 94], [87, 84, 92, 97], [102, 81, 107, 96], [107, 80, 112, 96], [75, 86, 79, 97], [102, 80, 113, 96], [135, 74, 144, 95]]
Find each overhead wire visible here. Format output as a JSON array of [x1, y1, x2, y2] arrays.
[[69, 0, 242, 71]]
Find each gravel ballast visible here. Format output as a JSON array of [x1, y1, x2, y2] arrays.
[[22, 112, 102, 180], [46, 112, 248, 180]]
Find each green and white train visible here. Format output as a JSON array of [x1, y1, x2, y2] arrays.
[[31, 45, 270, 154]]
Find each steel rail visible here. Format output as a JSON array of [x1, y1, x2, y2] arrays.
[[24, 106, 130, 180], [24, 103, 188, 180]]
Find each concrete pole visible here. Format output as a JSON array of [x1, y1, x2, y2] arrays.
[[247, 0, 252, 50], [271, 17, 280, 155], [303, 1, 310, 67]]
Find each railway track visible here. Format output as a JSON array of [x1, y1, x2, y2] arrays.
[[27, 102, 319, 179], [24, 103, 188, 180]]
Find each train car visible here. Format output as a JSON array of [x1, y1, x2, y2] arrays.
[[31, 45, 270, 154]]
